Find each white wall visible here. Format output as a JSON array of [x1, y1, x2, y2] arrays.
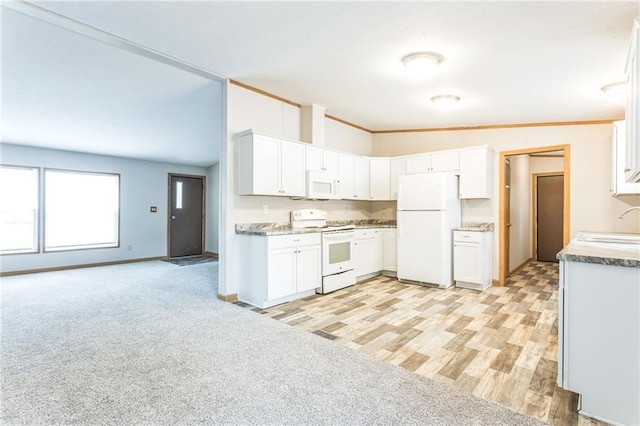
[[373, 124, 640, 280], [0, 144, 210, 273], [530, 156, 564, 174], [220, 82, 374, 296], [509, 155, 531, 271]]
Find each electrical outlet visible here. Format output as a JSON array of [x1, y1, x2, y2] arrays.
[[262, 205, 269, 215], [127, 245, 132, 251], [150, 206, 157, 213]]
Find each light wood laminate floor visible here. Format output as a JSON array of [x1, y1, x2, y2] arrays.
[[237, 262, 607, 426]]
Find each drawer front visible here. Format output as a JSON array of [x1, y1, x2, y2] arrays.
[[454, 231, 482, 243], [268, 233, 321, 249], [355, 229, 378, 240]]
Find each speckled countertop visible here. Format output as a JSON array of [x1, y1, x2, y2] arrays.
[[556, 232, 640, 268], [454, 222, 494, 232], [236, 219, 396, 236]]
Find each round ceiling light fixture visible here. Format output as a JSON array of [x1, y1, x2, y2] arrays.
[[601, 81, 626, 101], [402, 52, 443, 72], [431, 94, 461, 107]]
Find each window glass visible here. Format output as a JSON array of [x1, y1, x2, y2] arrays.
[[44, 169, 119, 251], [0, 166, 39, 254]]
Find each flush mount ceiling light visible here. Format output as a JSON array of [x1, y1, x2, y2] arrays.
[[601, 81, 626, 101], [431, 94, 461, 107], [402, 52, 443, 72]]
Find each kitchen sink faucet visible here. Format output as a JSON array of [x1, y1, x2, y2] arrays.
[[618, 206, 640, 219]]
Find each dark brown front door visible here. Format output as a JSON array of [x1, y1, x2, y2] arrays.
[[169, 175, 204, 258], [536, 175, 563, 263]]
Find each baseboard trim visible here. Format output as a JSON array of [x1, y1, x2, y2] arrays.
[[204, 251, 219, 259], [0, 256, 168, 277], [217, 293, 238, 302]]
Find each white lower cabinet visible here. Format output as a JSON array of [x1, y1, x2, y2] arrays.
[[354, 230, 376, 280], [355, 228, 394, 281], [558, 259, 639, 426], [382, 228, 397, 274], [239, 233, 321, 308], [453, 230, 492, 290]]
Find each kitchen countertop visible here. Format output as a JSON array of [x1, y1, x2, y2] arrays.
[[556, 232, 640, 268], [236, 219, 396, 236], [454, 222, 494, 232]]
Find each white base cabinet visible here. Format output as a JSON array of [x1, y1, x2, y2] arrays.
[[453, 230, 492, 290], [558, 260, 639, 426], [382, 228, 397, 274], [354, 228, 395, 281], [239, 233, 321, 308]]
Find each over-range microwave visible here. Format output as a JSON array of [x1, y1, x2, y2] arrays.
[[306, 171, 340, 200]]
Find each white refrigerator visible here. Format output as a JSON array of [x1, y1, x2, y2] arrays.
[[397, 173, 461, 288]]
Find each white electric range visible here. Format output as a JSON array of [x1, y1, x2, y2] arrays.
[[291, 209, 356, 294]]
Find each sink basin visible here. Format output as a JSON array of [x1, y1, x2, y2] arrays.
[[577, 234, 640, 245], [571, 233, 640, 254]]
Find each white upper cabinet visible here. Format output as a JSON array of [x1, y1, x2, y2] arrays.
[[459, 146, 493, 199], [339, 154, 369, 200], [306, 146, 339, 174], [611, 121, 640, 195], [405, 151, 459, 174], [338, 153, 355, 199], [389, 158, 406, 200], [625, 18, 640, 183], [369, 158, 390, 200], [354, 156, 370, 200], [236, 132, 305, 197]]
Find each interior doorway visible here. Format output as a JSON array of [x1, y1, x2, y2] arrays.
[[534, 173, 564, 262], [498, 145, 570, 284], [168, 174, 206, 258]]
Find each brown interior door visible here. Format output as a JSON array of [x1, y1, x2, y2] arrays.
[[536, 175, 564, 263], [169, 175, 204, 258]]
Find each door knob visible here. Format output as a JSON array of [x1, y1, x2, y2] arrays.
[[171, 216, 176, 219]]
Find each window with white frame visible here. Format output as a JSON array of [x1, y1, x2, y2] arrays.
[[0, 166, 39, 254], [44, 169, 120, 251]]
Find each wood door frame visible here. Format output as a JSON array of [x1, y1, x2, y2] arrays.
[[498, 144, 570, 285], [167, 173, 207, 258], [532, 172, 564, 262]]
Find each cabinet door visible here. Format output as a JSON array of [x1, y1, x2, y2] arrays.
[[459, 147, 492, 199], [305, 145, 323, 172], [295, 244, 322, 292], [338, 154, 355, 199], [453, 242, 481, 283], [373, 230, 383, 271], [612, 121, 640, 195], [354, 156, 370, 200], [405, 155, 430, 174], [267, 248, 297, 300], [383, 229, 397, 272], [354, 238, 375, 277], [323, 150, 340, 174], [251, 134, 281, 196], [625, 21, 640, 183], [369, 158, 390, 200], [280, 140, 306, 196], [431, 151, 459, 172], [389, 158, 405, 200]]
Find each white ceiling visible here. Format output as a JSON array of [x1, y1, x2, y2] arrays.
[[1, 1, 638, 165]]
